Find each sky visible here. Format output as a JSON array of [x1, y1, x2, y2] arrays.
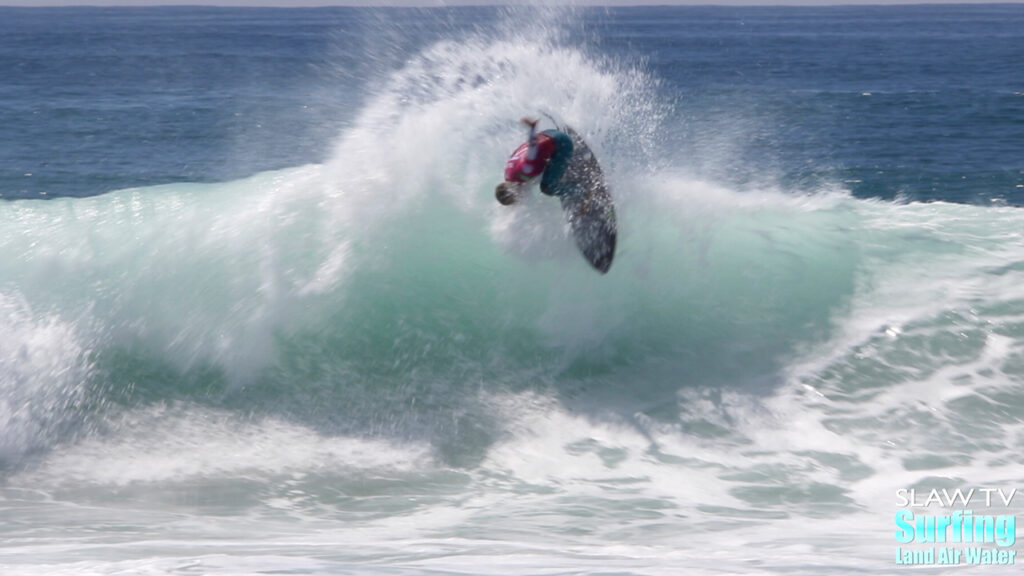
[[1, 0, 1021, 6]]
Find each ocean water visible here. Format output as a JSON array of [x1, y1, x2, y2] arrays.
[[2, 4, 1024, 575]]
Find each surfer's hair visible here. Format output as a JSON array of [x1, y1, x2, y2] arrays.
[[495, 182, 518, 205]]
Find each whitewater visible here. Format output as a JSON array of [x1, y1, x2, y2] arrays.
[[3, 5, 1024, 575]]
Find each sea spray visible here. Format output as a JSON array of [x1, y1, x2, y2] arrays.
[[0, 292, 93, 467]]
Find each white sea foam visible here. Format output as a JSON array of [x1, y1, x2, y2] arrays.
[[0, 292, 92, 465]]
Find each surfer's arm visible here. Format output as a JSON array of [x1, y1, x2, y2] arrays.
[[521, 117, 539, 157]]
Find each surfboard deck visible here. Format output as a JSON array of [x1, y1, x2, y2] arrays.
[[556, 125, 617, 274]]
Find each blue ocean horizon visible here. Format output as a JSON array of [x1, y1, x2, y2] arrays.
[[3, 4, 1022, 202]]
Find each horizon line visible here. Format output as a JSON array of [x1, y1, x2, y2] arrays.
[[3, 1, 1023, 7]]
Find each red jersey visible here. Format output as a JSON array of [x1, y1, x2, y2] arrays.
[[504, 132, 557, 183]]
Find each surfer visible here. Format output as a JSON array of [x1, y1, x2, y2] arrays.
[[495, 117, 574, 205], [494, 117, 617, 273]]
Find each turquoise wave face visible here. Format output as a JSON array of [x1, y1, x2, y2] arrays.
[[0, 165, 858, 462], [8, 149, 1021, 474]]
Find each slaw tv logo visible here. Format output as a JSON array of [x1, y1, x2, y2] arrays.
[[895, 488, 1018, 566]]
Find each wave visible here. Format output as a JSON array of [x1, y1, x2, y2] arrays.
[[4, 19, 1024, 484]]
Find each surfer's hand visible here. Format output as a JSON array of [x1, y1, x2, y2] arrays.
[[520, 117, 538, 128]]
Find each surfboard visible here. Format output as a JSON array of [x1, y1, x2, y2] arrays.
[[555, 125, 617, 274]]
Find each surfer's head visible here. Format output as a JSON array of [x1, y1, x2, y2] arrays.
[[495, 181, 520, 205]]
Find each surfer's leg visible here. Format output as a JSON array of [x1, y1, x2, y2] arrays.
[[539, 131, 574, 193]]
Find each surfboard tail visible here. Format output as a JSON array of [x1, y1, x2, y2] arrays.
[[561, 194, 617, 274]]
